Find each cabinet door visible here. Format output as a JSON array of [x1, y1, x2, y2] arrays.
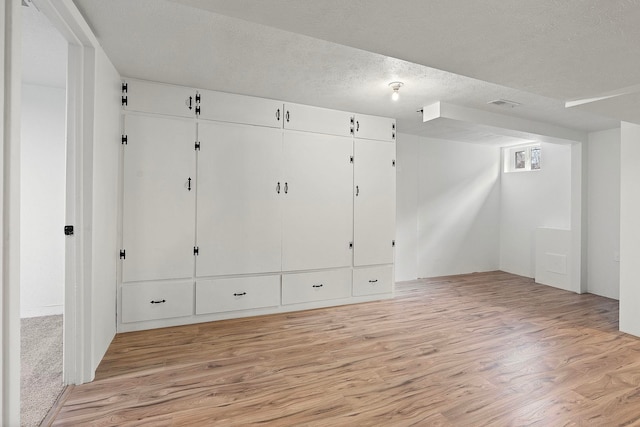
[[354, 113, 396, 142], [123, 78, 195, 118], [282, 132, 353, 271], [283, 103, 353, 137], [198, 89, 283, 128], [354, 140, 396, 266], [196, 122, 282, 277], [122, 115, 196, 282]]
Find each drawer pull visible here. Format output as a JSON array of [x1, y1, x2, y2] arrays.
[[312, 284, 324, 288], [368, 279, 378, 283], [233, 292, 247, 297], [150, 299, 166, 304]]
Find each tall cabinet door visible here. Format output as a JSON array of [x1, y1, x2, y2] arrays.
[[354, 140, 396, 266], [122, 115, 196, 282], [196, 122, 282, 277], [282, 131, 353, 271]]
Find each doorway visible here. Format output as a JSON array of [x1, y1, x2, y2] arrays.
[[20, 2, 68, 425]]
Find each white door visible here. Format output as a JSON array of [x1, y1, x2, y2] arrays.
[[282, 131, 353, 271], [122, 115, 196, 282], [354, 113, 396, 142], [283, 102, 353, 137], [196, 122, 282, 276], [197, 89, 283, 128], [354, 140, 396, 266], [123, 78, 195, 118]]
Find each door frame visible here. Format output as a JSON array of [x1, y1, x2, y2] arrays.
[[31, 0, 101, 385]]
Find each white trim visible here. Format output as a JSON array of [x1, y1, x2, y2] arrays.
[[32, 0, 104, 385], [2, 1, 22, 424]]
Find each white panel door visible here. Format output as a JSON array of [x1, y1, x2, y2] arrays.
[[354, 140, 396, 266], [122, 115, 196, 282], [354, 113, 396, 142], [283, 103, 353, 137], [196, 122, 282, 277], [123, 78, 195, 118], [198, 89, 283, 128], [282, 131, 353, 271]]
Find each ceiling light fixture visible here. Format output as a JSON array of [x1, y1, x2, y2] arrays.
[[389, 82, 404, 101]]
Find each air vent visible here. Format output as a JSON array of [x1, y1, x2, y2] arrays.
[[488, 99, 521, 108]]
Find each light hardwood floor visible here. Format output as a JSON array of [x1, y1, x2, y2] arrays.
[[49, 271, 640, 426]]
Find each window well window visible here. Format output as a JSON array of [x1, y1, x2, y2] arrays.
[[504, 144, 541, 173]]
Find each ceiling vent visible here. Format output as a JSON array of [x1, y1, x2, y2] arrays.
[[488, 99, 521, 108]]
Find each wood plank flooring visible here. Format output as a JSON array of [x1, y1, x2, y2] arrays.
[[49, 271, 640, 426]]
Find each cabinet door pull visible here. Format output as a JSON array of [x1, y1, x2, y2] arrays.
[[276, 108, 280, 121], [187, 177, 192, 191], [368, 279, 378, 283], [312, 284, 324, 288], [284, 182, 288, 194], [150, 299, 166, 304], [233, 292, 247, 297], [276, 182, 281, 194], [286, 110, 290, 122], [356, 121, 360, 132], [356, 185, 359, 196]]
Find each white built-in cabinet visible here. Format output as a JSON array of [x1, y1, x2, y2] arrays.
[[119, 79, 396, 332]]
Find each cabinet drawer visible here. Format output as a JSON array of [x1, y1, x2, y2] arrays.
[[282, 269, 351, 305], [196, 275, 280, 315], [122, 281, 193, 323], [353, 266, 393, 296]]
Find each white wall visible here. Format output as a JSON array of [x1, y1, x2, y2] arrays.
[[416, 137, 501, 278], [395, 133, 419, 281], [587, 128, 620, 299], [500, 142, 572, 277], [90, 47, 121, 372], [20, 83, 66, 318], [619, 122, 640, 337]]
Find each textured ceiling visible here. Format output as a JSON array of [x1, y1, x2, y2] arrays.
[[72, 0, 628, 142]]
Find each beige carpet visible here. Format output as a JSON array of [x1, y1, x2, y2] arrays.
[[21, 315, 64, 427]]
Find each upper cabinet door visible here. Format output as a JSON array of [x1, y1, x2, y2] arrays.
[[282, 132, 353, 271], [122, 115, 196, 282], [197, 89, 283, 128], [354, 113, 396, 142], [123, 79, 195, 118], [283, 103, 353, 137], [354, 139, 396, 266], [196, 122, 283, 277]]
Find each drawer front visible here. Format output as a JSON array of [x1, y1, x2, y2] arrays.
[[122, 281, 193, 323], [353, 266, 394, 296], [282, 269, 351, 305], [196, 275, 281, 315], [353, 265, 393, 297]]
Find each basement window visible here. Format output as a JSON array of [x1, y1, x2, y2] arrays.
[[504, 144, 541, 173]]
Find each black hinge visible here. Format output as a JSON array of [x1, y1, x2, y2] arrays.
[[195, 105, 201, 116], [195, 92, 201, 116], [392, 159, 396, 167], [195, 93, 201, 103], [392, 240, 396, 247], [119, 249, 126, 259], [64, 225, 74, 236], [193, 246, 199, 256], [392, 131, 396, 140], [349, 241, 353, 249], [350, 155, 354, 164], [121, 134, 128, 145], [121, 82, 128, 106], [350, 117, 355, 135], [195, 141, 200, 151]]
